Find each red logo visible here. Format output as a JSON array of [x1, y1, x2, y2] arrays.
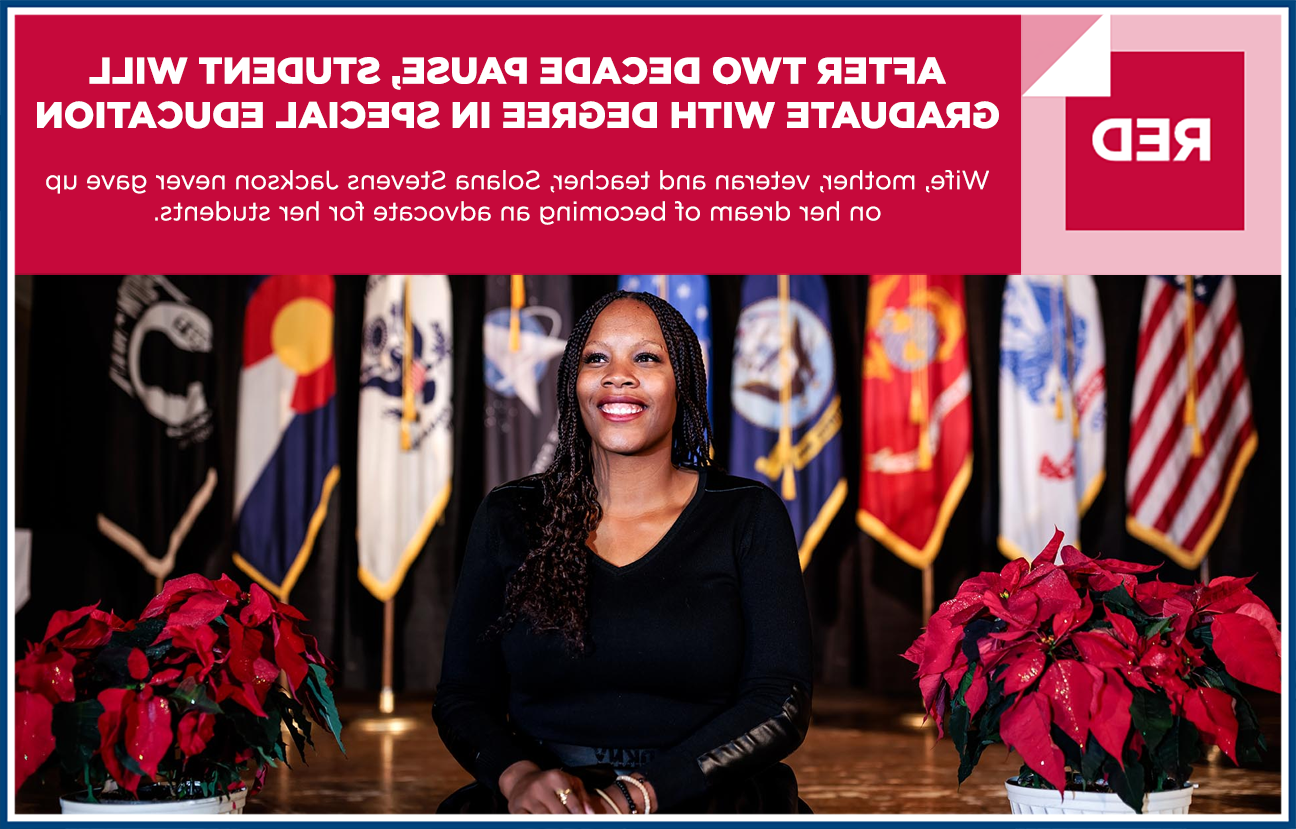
[[1065, 52, 1243, 230]]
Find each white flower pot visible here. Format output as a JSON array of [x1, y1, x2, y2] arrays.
[[60, 787, 247, 815], [1005, 779, 1195, 815]]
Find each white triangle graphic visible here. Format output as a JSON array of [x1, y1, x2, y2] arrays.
[[1024, 15, 1111, 98]]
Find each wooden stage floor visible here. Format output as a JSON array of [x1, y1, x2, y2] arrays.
[[19, 690, 1282, 815]]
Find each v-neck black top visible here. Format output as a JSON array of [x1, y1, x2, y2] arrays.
[[433, 470, 813, 811]]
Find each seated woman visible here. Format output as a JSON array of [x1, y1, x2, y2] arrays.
[[434, 290, 813, 814]]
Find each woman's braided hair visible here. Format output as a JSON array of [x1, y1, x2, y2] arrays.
[[490, 290, 712, 652]]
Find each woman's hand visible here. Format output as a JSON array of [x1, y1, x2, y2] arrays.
[[499, 761, 596, 814]]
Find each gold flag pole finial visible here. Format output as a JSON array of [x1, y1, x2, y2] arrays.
[[1062, 276, 1080, 440], [656, 275, 669, 300], [401, 276, 417, 452], [509, 274, 525, 352], [777, 275, 797, 501], [1183, 276, 1203, 458]]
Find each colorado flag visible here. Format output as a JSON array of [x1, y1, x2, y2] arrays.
[[233, 275, 340, 602]]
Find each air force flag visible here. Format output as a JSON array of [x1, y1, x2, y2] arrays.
[[233, 275, 340, 602], [999, 276, 1106, 559], [358, 275, 454, 602], [620, 275, 712, 420], [730, 275, 847, 570]]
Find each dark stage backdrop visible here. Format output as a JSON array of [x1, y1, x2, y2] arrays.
[[16, 276, 1282, 695]]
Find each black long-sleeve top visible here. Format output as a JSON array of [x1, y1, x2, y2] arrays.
[[433, 469, 814, 812]]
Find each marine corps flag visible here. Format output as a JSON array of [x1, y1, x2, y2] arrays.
[[730, 275, 847, 570], [858, 275, 972, 569], [999, 276, 1106, 560], [98, 276, 223, 586], [483, 275, 570, 491], [233, 276, 340, 602], [619, 275, 713, 420], [358, 275, 454, 601]]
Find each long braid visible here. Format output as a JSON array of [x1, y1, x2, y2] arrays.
[[489, 290, 712, 652]]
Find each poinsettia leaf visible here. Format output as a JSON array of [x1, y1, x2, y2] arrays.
[[1039, 661, 1092, 749], [1183, 687, 1239, 764], [961, 618, 1005, 664], [304, 663, 346, 754], [1129, 688, 1173, 750], [16, 691, 56, 792], [1089, 669, 1133, 767], [1177, 719, 1201, 780], [1000, 692, 1067, 792], [108, 617, 165, 651], [51, 699, 104, 777], [1210, 613, 1281, 694], [950, 702, 969, 758], [1142, 616, 1176, 639], [1080, 731, 1107, 784], [1003, 649, 1047, 694], [1233, 696, 1263, 764], [171, 677, 222, 715], [94, 646, 136, 686], [1105, 755, 1146, 814]]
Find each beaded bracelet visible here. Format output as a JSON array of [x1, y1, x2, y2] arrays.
[[594, 788, 623, 815], [617, 775, 653, 816], [612, 779, 637, 814]]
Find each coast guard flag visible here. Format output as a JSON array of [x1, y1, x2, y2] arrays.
[[999, 276, 1106, 560], [483, 275, 570, 490], [730, 275, 847, 570], [358, 275, 454, 601], [98, 276, 222, 583], [619, 275, 713, 421], [858, 275, 972, 570], [233, 276, 340, 602], [1126, 276, 1256, 569]]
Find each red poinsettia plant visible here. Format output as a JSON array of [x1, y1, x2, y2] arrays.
[[904, 530, 1280, 813], [15, 573, 345, 803]]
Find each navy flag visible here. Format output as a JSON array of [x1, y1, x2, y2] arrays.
[[730, 275, 847, 569]]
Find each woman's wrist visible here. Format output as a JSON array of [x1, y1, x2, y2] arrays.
[[605, 774, 655, 815], [498, 760, 541, 800]]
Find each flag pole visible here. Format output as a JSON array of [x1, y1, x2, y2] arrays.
[[921, 565, 934, 623], [379, 598, 395, 714], [1199, 557, 1211, 586]]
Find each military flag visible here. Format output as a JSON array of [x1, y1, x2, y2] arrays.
[[730, 275, 847, 570], [858, 275, 972, 569], [233, 275, 340, 602], [483, 275, 570, 490], [620, 275, 713, 421], [998, 276, 1106, 560], [1126, 276, 1256, 569], [98, 276, 222, 586], [358, 275, 454, 601]]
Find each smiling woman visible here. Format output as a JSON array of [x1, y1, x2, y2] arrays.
[[433, 291, 814, 815]]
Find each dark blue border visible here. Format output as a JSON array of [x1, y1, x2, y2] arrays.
[[1, 0, 1292, 826]]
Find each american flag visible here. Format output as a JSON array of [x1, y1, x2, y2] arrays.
[[1126, 276, 1257, 569]]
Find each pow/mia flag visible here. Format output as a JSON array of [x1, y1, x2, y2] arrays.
[[729, 275, 847, 570], [97, 276, 223, 584], [482, 275, 570, 491]]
